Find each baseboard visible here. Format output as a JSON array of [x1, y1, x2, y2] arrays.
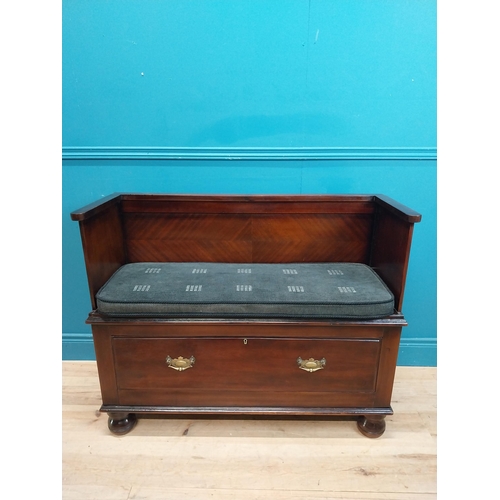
[[62, 146, 437, 161], [398, 338, 437, 367], [62, 333, 95, 361]]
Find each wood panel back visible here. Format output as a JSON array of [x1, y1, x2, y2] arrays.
[[123, 213, 373, 264]]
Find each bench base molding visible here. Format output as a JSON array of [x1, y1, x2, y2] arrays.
[[104, 407, 392, 438]]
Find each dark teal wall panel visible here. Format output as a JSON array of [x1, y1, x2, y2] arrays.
[[62, 159, 436, 365]]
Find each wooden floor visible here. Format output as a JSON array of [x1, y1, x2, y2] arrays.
[[62, 362, 436, 499]]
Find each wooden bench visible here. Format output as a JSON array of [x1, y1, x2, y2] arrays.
[[71, 194, 421, 437]]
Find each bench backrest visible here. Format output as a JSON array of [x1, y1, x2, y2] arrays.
[[71, 194, 421, 313]]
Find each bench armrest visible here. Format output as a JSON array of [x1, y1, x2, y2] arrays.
[[373, 195, 422, 223], [71, 193, 127, 309], [370, 196, 421, 312], [70, 193, 123, 221]]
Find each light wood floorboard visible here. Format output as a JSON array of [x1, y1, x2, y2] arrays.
[[62, 362, 436, 500]]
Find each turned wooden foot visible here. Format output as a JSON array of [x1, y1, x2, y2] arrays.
[[357, 415, 386, 438], [107, 412, 137, 435]]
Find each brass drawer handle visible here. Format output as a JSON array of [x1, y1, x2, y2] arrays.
[[297, 357, 326, 372], [166, 355, 195, 371]]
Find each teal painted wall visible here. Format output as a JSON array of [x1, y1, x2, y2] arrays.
[[63, 0, 436, 147], [62, 0, 436, 365]]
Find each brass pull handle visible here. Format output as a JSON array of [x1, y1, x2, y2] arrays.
[[166, 355, 195, 371], [297, 357, 326, 372]]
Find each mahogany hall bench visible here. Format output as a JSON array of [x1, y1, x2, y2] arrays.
[[71, 194, 421, 437]]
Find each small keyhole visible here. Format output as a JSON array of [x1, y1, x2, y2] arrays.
[[243, 338, 248, 345]]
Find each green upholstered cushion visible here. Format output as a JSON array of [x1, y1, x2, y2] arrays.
[[96, 262, 394, 319]]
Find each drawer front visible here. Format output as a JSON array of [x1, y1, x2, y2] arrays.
[[112, 337, 381, 407]]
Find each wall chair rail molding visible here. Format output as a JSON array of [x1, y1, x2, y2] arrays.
[[62, 147, 437, 162]]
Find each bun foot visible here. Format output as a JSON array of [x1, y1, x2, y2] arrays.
[[357, 415, 386, 438], [107, 412, 137, 435]]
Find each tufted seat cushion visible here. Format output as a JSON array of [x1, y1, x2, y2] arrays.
[[95, 262, 394, 319]]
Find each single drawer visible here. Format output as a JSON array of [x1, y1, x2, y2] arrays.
[[112, 337, 381, 407]]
